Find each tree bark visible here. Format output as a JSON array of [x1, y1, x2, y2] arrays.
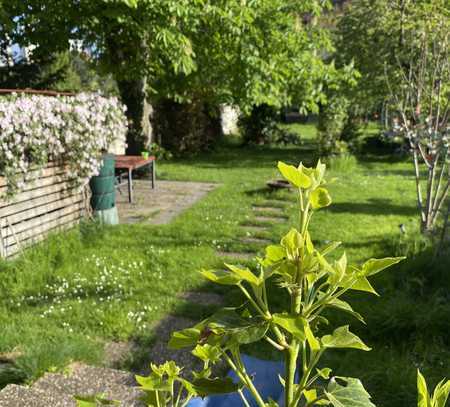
[[116, 79, 152, 154]]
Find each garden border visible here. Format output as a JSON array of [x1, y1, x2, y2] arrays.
[[0, 163, 88, 258]]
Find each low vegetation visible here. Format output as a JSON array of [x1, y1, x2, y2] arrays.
[[0, 125, 448, 406]]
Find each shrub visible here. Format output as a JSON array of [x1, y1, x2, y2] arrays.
[[239, 105, 301, 146], [148, 143, 173, 161], [0, 93, 127, 197], [341, 114, 366, 153], [152, 99, 222, 156], [317, 96, 349, 156]]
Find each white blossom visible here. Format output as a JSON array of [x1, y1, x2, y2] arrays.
[[0, 93, 128, 197]]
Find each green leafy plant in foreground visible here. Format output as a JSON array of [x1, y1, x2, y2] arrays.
[[133, 159, 405, 407], [417, 369, 450, 407]]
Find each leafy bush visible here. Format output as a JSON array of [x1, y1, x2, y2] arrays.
[[317, 96, 349, 156], [340, 114, 366, 153], [153, 99, 222, 156], [148, 143, 173, 161], [0, 93, 127, 197], [239, 105, 300, 146]]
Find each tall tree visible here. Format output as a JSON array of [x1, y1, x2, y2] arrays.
[[2, 0, 344, 153]]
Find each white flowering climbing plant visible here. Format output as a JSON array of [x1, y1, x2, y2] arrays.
[[0, 93, 127, 198]]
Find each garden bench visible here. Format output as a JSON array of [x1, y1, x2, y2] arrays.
[[115, 155, 156, 204]]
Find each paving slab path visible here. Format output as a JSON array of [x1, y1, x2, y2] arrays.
[[117, 180, 217, 225], [0, 364, 144, 406]]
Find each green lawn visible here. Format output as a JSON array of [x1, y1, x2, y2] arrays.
[[0, 126, 449, 406]]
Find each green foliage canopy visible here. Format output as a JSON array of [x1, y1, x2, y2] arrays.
[[2, 0, 352, 112], [335, 0, 450, 115]]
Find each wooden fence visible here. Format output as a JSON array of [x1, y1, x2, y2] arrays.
[[0, 163, 88, 258]]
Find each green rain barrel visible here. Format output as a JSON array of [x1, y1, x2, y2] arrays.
[[90, 154, 116, 211]]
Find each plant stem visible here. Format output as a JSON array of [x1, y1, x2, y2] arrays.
[[238, 389, 251, 407], [265, 335, 285, 351], [238, 283, 268, 317], [285, 344, 299, 407], [223, 353, 266, 407], [174, 386, 183, 407], [180, 396, 193, 407], [292, 350, 324, 406]]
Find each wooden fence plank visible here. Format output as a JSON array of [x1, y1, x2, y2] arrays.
[[0, 162, 89, 259], [5, 214, 82, 258], [2, 195, 83, 229], [2, 209, 82, 248], [0, 163, 70, 189], [0, 181, 77, 209], [1, 201, 84, 239], [0, 188, 79, 218]]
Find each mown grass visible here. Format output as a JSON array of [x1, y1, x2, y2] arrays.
[[0, 125, 449, 406]]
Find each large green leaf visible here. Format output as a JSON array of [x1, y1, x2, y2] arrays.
[[192, 344, 221, 364], [321, 326, 371, 351], [325, 377, 375, 407], [281, 228, 303, 254], [432, 377, 450, 407], [225, 263, 262, 286], [278, 161, 311, 188], [361, 257, 405, 276], [265, 245, 286, 263], [231, 322, 269, 345], [207, 308, 269, 345], [417, 369, 431, 407], [272, 314, 306, 341], [191, 377, 240, 397], [169, 327, 201, 349], [200, 269, 242, 285], [315, 159, 327, 184], [310, 187, 332, 209], [326, 297, 365, 324], [135, 373, 172, 391], [321, 241, 342, 256], [350, 276, 379, 296]]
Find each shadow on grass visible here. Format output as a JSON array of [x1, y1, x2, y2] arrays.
[[170, 143, 318, 171], [325, 198, 418, 217]]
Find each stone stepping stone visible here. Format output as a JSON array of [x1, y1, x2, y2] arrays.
[[259, 200, 287, 208], [0, 384, 76, 407], [240, 237, 271, 245], [32, 363, 143, 406], [254, 216, 285, 223], [0, 363, 145, 407], [242, 225, 268, 233], [216, 251, 254, 261], [254, 212, 287, 219], [178, 291, 224, 306], [143, 316, 202, 378], [252, 206, 284, 213], [104, 341, 137, 368]]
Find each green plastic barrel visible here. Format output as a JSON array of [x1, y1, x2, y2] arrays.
[[90, 154, 116, 211]]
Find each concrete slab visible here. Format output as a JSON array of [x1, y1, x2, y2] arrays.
[[116, 180, 217, 225]]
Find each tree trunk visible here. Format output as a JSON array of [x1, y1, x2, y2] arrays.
[[116, 79, 152, 154]]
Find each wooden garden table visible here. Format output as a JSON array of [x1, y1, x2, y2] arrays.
[[115, 155, 156, 203]]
